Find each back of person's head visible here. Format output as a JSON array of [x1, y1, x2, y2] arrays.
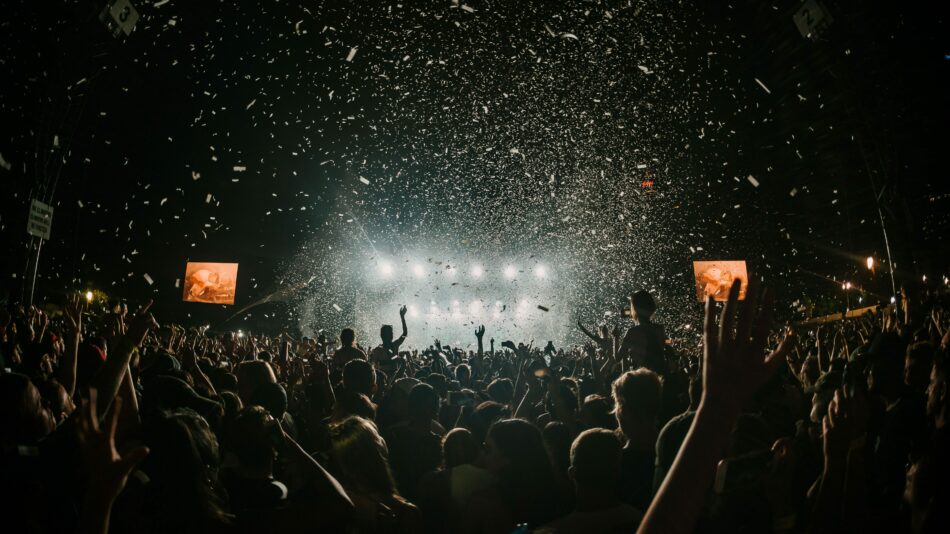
[[456, 364, 471, 383], [486, 419, 559, 524], [487, 378, 514, 404], [330, 416, 399, 497], [580, 394, 617, 430], [632, 290, 657, 319], [424, 372, 448, 398], [141, 409, 229, 528], [612, 368, 662, 424], [235, 360, 277, 404], [545, 378, 578, 417], [570, 428, 623, 490], [408, 382, 440, 423], [380, 324, 394, 343], [340, 328, 355, 346], [470, 401, 510, 446], [249, 382, 288, 419], [443, 427, 479, 469], [343, 358, 375, 396], [542, 421, 573, 476], [227, 405, 278, 471]]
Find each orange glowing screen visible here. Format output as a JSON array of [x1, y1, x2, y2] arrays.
[[693, 260, 748, 302], [182, 262, 239, 305]]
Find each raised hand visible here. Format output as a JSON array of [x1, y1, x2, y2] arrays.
[[77, 389, 150, 505], [125, 300, 158, 347], [701, 280, 795, 415], [399, 305, 408, 317], [64, 293, 86, 333], [475, 325, 486, 339]]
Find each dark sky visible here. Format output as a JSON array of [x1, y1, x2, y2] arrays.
[[1, 0, 948, 336]]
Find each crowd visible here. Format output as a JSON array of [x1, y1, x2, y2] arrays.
[[1, 279, 948, 533]]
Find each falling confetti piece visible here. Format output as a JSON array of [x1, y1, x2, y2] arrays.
[[143, 273, 154, 285], [345, 47, 358, 62], [754, 78, 771, 94], [746, 175, 760, 187], [233, 166, 246, 172]]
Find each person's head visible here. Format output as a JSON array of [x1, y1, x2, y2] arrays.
[[469, 401, 511, 446], [380, 324, 394, 344], [443, 427, 479, 469], [0, 373, 55, 446], [248, 382, 288, 420], [408, 382, 440, 423], [141, 409, 229, 528], [336, 391, 377, 421], [424, 372, 448, 399], [906, 342, 935, 394], [612, 368, 662, 438], [485, 419, 559, 524], [455, 363, 472, 384], [235, 360, 277, 405], [343, 358, 376, 396], [569, 428, 623, 491], [340, 328, 356, 347], [542, 421, 573, 476], [227, 406, 279, 472], [631, 290, 657, 321], [330, 416, 399, 498], [487, 378, 514, 405], [927, 355, 948, 427], [579, 394, 617, 430], [36, 379, 74, 425]]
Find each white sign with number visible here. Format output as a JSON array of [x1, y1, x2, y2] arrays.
[[100, 0, 139, 38]]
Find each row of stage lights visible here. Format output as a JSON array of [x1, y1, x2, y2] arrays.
[[400, 299, 538, 319], [377, 262, 549, 280]]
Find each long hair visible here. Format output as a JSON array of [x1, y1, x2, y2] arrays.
[[141, 409, 232, 530], [330, 416, 400, 499]]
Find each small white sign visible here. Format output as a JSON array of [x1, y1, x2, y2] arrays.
[[27, 199, 53, 240]]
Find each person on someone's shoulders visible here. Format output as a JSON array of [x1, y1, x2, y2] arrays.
[[332, 328, 366, 370], [618, 291, 666, 375]]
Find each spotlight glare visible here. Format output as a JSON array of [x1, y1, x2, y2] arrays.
[[866, 256, 874, 270], [534, 265, 547, 278], [471, 265, 484, 278], [504, 265, 517, 279], [412, 264, 425, 277], [379, 262, 393, 277], [85, 290, 93, 302]]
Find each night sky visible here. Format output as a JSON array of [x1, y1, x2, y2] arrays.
[[1, 1, 948, 343]]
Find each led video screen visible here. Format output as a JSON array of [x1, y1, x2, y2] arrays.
[[693, 260, 748, 302], [182, 262, 239, 305]]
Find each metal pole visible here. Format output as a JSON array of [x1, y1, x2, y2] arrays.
[[26, 238, 43, 308], [875, 203, 898, 303]]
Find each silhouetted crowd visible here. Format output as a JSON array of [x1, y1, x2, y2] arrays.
[[1, 281, 948, 533]]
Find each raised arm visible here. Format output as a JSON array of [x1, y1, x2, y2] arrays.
[[90, 301, 158, 415], [59, 294, 85, 397], [638, 280, 795, 534], [399, 304, 408, 341], [577, 321, 602, 344]]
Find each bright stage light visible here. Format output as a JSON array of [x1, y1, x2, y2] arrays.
[[866, 256, 874, 270], [534, 265, 547, 279], [379, 262, 394, 277], [412, 264, 425, 277], [469, 300, 483, 316], [85, 290, 93, 302], [471, 264, 484, 278], [408, 304, 419, 318], [504, 265, 517, 279]]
